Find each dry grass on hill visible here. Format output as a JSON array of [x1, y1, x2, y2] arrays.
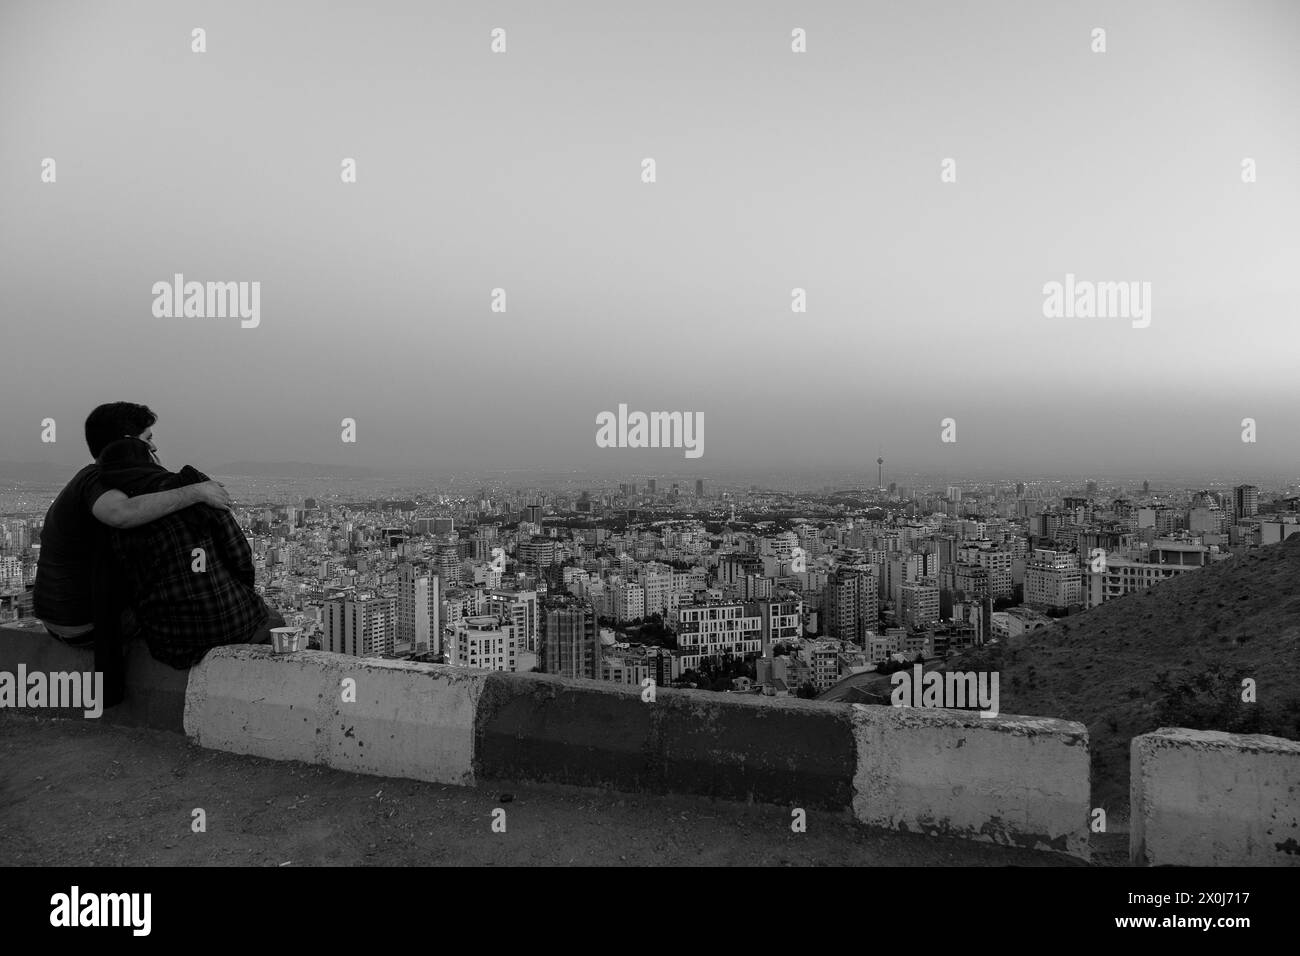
[[955, 534, 1300, 817]]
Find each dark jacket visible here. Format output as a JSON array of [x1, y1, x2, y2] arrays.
[[97, 439, 269, 670]]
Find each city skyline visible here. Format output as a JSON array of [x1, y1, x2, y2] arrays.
[[4, 0, 1297, 884]]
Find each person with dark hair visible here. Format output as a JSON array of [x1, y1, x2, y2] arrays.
[[33, 403, 232, 649], [83, 401, 160, 460], [95, 437, 278, 670]]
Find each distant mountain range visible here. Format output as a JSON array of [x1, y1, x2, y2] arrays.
[[0, 460, 384, 481], [209, 461, 385, 478], [0, 461, 82, 482]]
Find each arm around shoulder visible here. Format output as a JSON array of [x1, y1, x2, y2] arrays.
[[92, 485, 200, 530]]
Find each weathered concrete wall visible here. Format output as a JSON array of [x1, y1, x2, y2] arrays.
[[652, 687, 856, 809], [3, 624, 1098, 856], [851, 705, 1091, 859], [475, 672, 857, 809], [1131, 728, 1300, 866], [0, 622, 188, 731], [184, 645, 485, 786]]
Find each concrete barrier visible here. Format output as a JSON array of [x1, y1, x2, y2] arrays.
[[475, 671, 657, 792], [2, 624, 1095, 856], [1131, 727, 1300, 866], [475, 673, 857, 809], [653, 689, 856, 810], [0, 621, 188, 731], [851, 705, 1091, 859], [184, 645, 487, 786]]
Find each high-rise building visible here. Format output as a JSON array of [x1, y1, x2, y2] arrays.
[[647, 478, 657, 494], [695, 479, 705, 498], [824, 567, 878, 645], [957, 546, 1013, 600], [612, 582, 645, 622], [1024, 550, 1081, 611], [756, 598, 802, 657], [486, 589, 539, 651], [436, 543, 461, 585], [324, 594, 398, 657], [1233, 484, 1259, 519], [396, 564, 441, 654], [900, 582, 940, 630], [638, 564, 676, 617], [543, 603, 600, 680], [453, 615, 520, 671], [882, 551, 935, 607]]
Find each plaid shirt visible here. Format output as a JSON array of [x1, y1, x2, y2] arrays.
[[110, 505, 268, 669]]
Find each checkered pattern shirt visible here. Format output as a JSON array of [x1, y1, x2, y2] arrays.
[[109, 505, 268, 669]]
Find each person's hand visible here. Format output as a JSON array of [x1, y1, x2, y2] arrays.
[[193, 480, 233, 510]]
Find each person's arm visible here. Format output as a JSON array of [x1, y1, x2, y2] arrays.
[[91, 482, 232, 530]]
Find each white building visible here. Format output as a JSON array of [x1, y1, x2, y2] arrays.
[[396, 564, 441, 654], [1023, 549, 1081, 610], [638, 564, 676, 617], [453, 615, 520, 671], [612, 582, 645, 623], [486, 590, 538, 651], [671, 603, 763, 671], [1085, 557, 1199, 609]]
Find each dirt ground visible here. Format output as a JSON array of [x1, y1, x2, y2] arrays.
[[0, 713, 1111, 866]]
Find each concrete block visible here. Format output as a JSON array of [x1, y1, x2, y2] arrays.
[[476, 671, 657, 791], [1131, 727, 1300, 866], [476, 673, 857, 809], [0, 622, 188, 731], [851, 705, 1091, 858], [654, 691, 856, 809], [185, 646, 487, 786]]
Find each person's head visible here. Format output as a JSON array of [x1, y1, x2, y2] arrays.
[[98, 437, 157, 468], [84, 402, 158, 460]]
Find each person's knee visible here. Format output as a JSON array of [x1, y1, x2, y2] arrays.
[[46, 628, 95, 650]]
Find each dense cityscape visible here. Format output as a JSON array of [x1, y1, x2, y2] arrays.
[[4, 469, 1297, 701]]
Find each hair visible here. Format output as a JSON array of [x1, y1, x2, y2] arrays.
[[84, 402, 158, 459]]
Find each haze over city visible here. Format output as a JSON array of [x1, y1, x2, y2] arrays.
[[2, 0, 1298, 477]]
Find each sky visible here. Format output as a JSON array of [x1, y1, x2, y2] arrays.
[[1, 0, 1297, 481]]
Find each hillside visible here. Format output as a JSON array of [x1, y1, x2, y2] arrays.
[[954, 535, 1300, 818]]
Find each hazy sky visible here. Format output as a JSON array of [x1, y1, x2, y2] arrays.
[[2, 0, 1297, 479]]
